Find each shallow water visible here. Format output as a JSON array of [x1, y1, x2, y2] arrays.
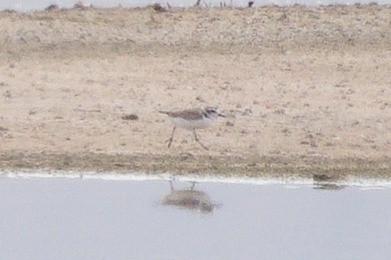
[[1, 173, 391, 259], [0, 0, 389, 12]]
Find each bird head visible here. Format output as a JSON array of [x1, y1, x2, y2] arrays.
[[204, 107, 225, 119]]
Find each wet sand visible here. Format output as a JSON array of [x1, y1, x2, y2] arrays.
[[0, 4, 390, 178]]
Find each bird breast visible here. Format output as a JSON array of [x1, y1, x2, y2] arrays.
[[171, 116, 214, 130]]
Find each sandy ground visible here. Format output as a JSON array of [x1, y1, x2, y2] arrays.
[[0, 4, 390, 177]]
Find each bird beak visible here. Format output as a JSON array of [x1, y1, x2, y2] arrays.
[[218, 113, 226, 117]]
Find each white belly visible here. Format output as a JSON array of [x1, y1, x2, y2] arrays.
[[171, 117, 213, 130]]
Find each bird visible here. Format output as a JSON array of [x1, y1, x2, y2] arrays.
[[158, 106, 225, 150]]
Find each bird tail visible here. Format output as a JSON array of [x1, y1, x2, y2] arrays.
[[158, 110, 170, 115]]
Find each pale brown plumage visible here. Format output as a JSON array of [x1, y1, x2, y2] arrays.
[[159, 108, 206, 120], [158, 107, 225, 150]]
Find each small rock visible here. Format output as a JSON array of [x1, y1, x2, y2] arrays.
[[196, 96, 205, 102], [122, 114, 139, 121], [150, 3, 166, 12], [45, 4, 59, 11], [313, 174, 334, 182], [226, 121, 235, 127], [4, 90, 11, 98], [73, 1, 86, 9], [306, 133, 314, 139], [180, 152, 194, 160], [273, 109, 285, 114], [241, 108, 253, 116], [351, 120, 360, 126]]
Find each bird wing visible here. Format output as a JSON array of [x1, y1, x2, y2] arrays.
[[170, 109, 204, 120]]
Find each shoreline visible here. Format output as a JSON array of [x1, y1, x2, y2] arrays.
[[2, 165, 391, 189]]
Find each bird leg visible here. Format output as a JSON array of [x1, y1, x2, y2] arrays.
[[169, 180, 174, 191], [166, 126, 176, 148], [193, 129, 209, 150]]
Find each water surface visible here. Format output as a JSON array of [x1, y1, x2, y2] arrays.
[[1, 173, 391, 259]]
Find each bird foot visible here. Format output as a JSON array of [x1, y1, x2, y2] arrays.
[[196, 140, 209, 150], [166, 137, 173, 148]]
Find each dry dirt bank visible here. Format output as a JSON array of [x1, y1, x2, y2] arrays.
[[0, 5, 390, 177]]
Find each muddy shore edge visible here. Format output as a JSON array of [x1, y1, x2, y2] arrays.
[[1, 152, 390, 180]]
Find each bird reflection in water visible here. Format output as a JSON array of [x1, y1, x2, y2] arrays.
[[312, 174, 346, 191], [162, 181, 221, 214]]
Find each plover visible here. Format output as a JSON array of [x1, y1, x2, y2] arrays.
[[159, 106, 225, 150]]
